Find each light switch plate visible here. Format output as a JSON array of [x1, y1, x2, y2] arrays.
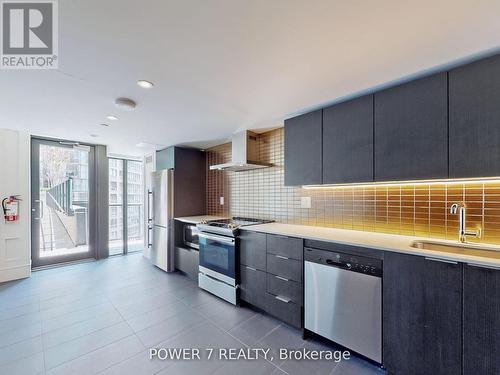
[[300, 196, 311, 209], [219, 196, 224, 205]]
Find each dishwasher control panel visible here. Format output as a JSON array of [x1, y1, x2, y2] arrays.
[[304, 247, 382, 277]]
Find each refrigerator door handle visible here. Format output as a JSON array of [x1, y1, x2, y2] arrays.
[[147, 190, 153, 223], [167, 169, 174, 220], [147, 226, 153, 248]]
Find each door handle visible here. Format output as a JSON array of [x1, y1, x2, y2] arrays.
[[275, 295, 291, 303], [198, 232, 235, 245], [275, 254, 289, 260], [147, 226, 152, 248], [33, 200, 43, 220], [147, 190, 153, 223]]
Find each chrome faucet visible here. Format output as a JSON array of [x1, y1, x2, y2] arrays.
[[449, 203, 481, 243]]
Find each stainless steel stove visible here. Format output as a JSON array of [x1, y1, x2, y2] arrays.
[[196, 217, 273, 304]]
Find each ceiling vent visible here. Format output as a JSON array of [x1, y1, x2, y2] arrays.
[[114, 97, 136, 111]]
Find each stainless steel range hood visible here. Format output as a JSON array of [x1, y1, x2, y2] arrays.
[[210, 130, 273, 172]]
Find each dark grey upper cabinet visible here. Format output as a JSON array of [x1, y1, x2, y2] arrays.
[[156, 146, 206, 217], [449, 54, 500, 178], [323, 95, 374, 184], [172, 148, 206, 217], [463, 264, 500, 375], [374, 73, 448, 181], [383, 252, 462, 375], [284, 110, 322, 186]]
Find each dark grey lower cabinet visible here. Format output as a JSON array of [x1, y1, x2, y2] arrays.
[[266, 254, 302, 283], [267, 234, 303, 260], [265, 293, 301, 328], [383, 252, 462, 375], [175, 247, 199, 281], [240, 231, 267, 270], [267, 273, 302, 304], [238, 231, 303, 329], [239, 265, 266, 310], [463, 264, 500, 375]]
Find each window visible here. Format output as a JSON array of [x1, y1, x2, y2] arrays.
[[108, 158, 144, 255]]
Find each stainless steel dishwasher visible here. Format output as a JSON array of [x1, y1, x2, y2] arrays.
[[304, 247, 382, 363]]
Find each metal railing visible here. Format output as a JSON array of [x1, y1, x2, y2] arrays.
[[46, 178, 73, 215]]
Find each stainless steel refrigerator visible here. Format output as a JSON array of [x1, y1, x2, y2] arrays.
[[147, 169, 174, 272]]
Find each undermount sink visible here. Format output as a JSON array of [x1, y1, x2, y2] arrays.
[[411, 240, 500, 260]]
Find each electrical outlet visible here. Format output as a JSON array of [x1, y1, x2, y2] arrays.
[[300, 196, 311, 209], [219, 196, 224, 206]]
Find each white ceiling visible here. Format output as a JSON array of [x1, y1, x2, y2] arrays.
[[1, 0, 500, 156]]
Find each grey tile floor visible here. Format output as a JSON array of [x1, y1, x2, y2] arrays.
[[0, 253, 386, 375]]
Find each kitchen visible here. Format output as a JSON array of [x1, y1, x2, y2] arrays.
[[0, 2, 499, 375], [145, 51, 500, 375]]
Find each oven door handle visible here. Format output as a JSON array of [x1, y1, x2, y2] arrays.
[[198, 232, 235, 244]]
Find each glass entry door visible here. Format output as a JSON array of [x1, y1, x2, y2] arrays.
[[31, 138, 95, 267]]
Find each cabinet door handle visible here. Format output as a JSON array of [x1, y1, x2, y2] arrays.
[[275, 255, 289, 260], [245, 266, 257, 271], [275, 275, 289, 282], [275, 295, 291, 303], [425, 257, 458, 265], [467, 263, 500, 271]]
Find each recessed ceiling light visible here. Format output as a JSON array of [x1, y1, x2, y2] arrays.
[[114, 97, 136, 111], [90, 134, 99, 138], [106, 115, 118, 121], [100, 123, 110, 127], [137, 80, 154, 89]]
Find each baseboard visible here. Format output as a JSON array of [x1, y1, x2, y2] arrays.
[[0, 264, 31, 283]]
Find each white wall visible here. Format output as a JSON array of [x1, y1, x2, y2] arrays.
[[0, 129, 31, 282]]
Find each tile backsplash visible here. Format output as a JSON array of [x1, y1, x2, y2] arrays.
[[206, 128, 500, 244]]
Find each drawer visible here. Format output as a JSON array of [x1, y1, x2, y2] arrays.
[[267, 273, 302, 305], [265, 292, 301, 328], [239, 231, 266, 271], [240, 265, 266, 309], [175, 247, 199, 281], [267, 253, 302, 283], [267, 234, 303, 260]]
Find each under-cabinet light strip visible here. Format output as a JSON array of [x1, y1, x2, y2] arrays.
[[302, 177, 500, 190]]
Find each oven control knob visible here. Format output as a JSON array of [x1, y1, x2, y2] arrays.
[[228, 223, 237, 229], [200, 220, 207, 224]]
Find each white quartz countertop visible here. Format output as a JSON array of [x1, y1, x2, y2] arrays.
[[175, 215, 228, 224], [241, 223, 500, 267]]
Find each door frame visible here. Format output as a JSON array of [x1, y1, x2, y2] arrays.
[[31, 137, 97, 268]]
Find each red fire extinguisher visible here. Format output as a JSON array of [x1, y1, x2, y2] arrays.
[[2, 195, 21, 222]]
